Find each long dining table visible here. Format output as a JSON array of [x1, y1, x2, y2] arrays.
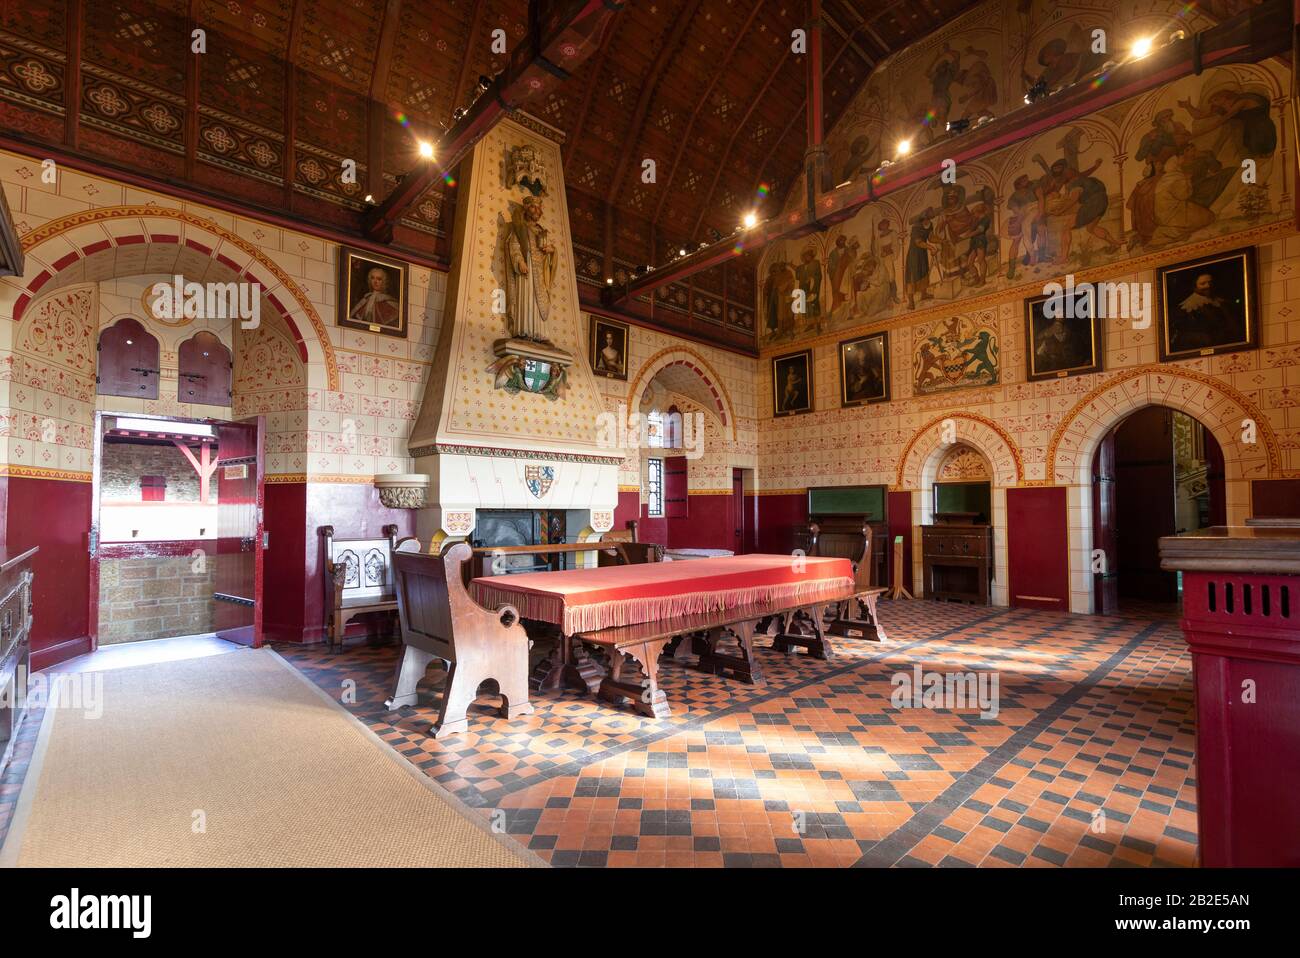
[[468, 553, 855, 693]]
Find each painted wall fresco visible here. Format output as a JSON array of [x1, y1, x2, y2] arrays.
[[759, 0, 1287, 347]]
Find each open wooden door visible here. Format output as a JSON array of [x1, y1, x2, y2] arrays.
[[213, 416, 264, 647], [1091, 431, 1119, 615], [731, 468, 745, 555]]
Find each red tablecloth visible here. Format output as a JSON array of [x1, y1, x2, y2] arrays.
[[469, 554, 854, 634]]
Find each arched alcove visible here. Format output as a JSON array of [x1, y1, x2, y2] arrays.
[[898, 413, 1019, 605], [1048, 365, 1273, 612]]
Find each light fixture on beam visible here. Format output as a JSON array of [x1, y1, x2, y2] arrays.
[[896, 139, 912, 156], [1023, 79, 1048, 104], [418, 140, 435, 160], [742, 211, 758, 229], [1131, 35, 1154, 59], [946, 117, 970, 134]]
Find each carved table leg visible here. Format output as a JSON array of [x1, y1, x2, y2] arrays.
[[773, 605, 834, 660], [669, 632, 703, 663], [597, 639, 672, 719], [697, 620, 766, 685], [825, 592, 887, 642], [531, 632, 604, 694]]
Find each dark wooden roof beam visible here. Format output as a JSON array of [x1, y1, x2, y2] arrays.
[[363, 0, 625, 242]]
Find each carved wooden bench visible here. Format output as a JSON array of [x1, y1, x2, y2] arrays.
[[320, 524, 414, 653], [808, 520, 889, 648], [386, 541, 534, 738]]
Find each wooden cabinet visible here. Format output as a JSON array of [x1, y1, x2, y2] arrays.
[[922, 517, 992, 604], [0, 546, 36, 771]]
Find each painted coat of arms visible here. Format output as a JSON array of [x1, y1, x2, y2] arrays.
[[525, 464, 555, 498], [913, 313, 1000, 395]]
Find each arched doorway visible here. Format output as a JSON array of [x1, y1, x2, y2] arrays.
[[1091, 405, 1226, 614]]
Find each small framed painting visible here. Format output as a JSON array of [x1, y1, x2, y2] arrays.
[[1023, 290, 1104, 381], [589, 316, 629, 381], [772, 349, 813, 417], [338, 246, 408, 338], [839, 332, 890, 407], [1157, 246, 1258, 361]]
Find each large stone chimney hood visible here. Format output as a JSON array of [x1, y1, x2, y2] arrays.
[[403, 114, 620, 543]]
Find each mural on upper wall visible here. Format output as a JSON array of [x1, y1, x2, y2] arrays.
[[912, 311, 1001, 395], [759, 0, 1285, 346]]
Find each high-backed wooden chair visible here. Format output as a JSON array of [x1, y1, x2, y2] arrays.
[[320, 524, 414, 652], [808, 520, 874, 585], [386, 541, 534, 738]]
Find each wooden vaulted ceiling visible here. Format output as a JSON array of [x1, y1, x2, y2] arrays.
[[0, 0, 980, 351]]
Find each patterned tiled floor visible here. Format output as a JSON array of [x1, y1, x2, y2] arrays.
[[278, 599, 1199, 868]]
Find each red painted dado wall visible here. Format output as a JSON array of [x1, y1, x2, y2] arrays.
[[614, 488, 739, 552], [3, 477, 94, 670], [0, 474, 413, 668], [1005, 486, 1071, 611], [1252, 478, 1300, 518], [265, 481, 417, 644], [756, 492, 805, 554]]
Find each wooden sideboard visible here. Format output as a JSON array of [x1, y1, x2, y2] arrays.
[[921, 515, 992, 604], [0, 546, 36, 771]]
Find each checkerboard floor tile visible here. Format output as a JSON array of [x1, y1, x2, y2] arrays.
[[278, 599, 1199, 868]]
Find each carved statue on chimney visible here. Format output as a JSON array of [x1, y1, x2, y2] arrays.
[[504, 194, 557, 342]]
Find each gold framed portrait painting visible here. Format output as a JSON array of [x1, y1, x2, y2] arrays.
[[1157, 247, 1257, 362], [338, 246, 408, 338], [1023, 290, 1104, 382], [772, 349, 813, 417], [839, 332, 889, 407], [589, 316, 629, 381]]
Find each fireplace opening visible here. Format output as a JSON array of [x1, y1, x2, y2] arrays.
[[471, 508, 591, 573]]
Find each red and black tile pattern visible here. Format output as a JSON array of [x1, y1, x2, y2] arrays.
[[278, 600, 1199, 868]]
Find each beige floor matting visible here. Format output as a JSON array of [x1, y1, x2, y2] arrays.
[[1, 649, 537, 868]]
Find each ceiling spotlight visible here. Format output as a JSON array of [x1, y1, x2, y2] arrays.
[[605, 277, 614, 285], [946, 117, 970, 135], [364, 193, 375, 204], [679, 247, 688, 257], [1131, 36, 1154, 59], [1023, 79, 1049, 104], [477, 74, 492, 91], [417, 140, 435, 159], [742, 211, 758, 229], [896, 139, 912, 156]]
